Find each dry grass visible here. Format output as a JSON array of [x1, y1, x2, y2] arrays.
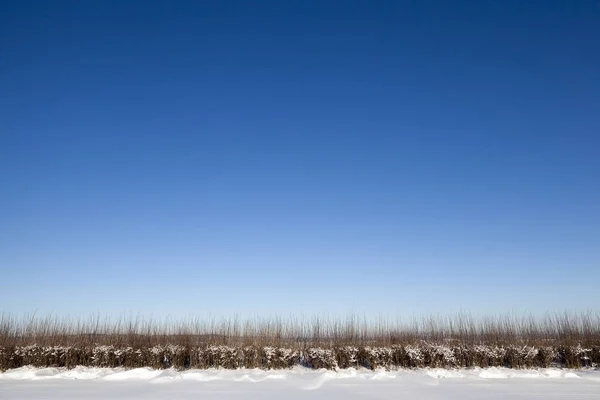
[[1, 312, 599, 370]]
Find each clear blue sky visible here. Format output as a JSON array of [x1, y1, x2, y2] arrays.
[[1, 1, 599, 320]]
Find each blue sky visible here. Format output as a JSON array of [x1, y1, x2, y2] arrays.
[[1, 1, 599, 319]]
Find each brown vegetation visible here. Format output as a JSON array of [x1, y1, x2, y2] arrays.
[[1, 312, 598, 371]]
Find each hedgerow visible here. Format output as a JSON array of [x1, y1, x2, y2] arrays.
[[1, 312, 598, 371]]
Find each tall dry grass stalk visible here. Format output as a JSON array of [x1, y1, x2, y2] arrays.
[[1, 311, 598, 370]]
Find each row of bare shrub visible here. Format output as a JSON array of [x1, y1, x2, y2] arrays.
[[1, 343, 598, 371], [1, 312, 598, 371]]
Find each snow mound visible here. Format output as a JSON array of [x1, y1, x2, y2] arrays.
[[1, 366, 597, 382]]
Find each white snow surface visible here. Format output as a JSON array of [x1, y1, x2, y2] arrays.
[[1, 366, 600, 399]]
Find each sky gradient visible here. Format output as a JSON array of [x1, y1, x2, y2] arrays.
[[1, 1, 599, 319]]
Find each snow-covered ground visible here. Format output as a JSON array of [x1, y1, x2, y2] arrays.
[[1, 367, 599, 399]]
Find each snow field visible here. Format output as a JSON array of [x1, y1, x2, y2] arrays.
[[2, 366, 600, 400]]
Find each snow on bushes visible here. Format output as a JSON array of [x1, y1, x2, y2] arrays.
[[0, 343, 598, 371]]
